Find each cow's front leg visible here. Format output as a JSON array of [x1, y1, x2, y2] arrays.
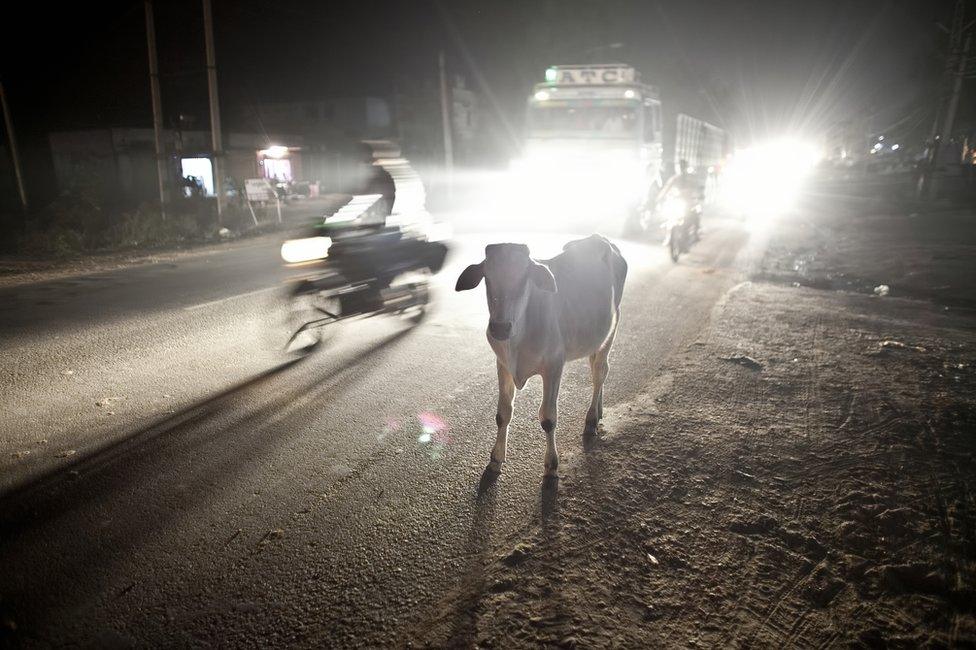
[[540, 362, 564, 477], [489, 361, 516, 473]]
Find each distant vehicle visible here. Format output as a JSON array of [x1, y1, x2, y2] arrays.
[[512, 64, 729, 237], [657, 187, 701, 262], [512, 64, 663, 234]]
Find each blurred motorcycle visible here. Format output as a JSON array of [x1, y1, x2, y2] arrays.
[[278, 140, 451, 352], [280, 212, 449, 352], [280, 180, 453, 351], [658, 190, 701, 263]]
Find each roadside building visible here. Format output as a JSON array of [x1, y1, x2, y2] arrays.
[[48, 128, 303, 205], [229, 96, 396, 193], [47, 87, 489, 208], [237, 97, 394, 140]]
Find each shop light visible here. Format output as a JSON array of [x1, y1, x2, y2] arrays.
[[261, 145, 289, 159]]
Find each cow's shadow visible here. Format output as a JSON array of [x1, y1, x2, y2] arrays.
[[442, 470, 500, 645], [582, 427, 606, 453], [477, 466, 559, 518], [540, 475, 559, 520], [477, 465, 501, 497]]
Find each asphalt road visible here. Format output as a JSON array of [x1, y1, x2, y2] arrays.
[[0, 213, 752, 646]]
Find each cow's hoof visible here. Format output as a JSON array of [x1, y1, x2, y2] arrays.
[[486, 459, 503, 474], [478, 465, 501, 495], [583, 424, 598, 437], [543, 464, 559, 478]]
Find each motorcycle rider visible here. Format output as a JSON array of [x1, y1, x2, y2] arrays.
[[327, 142, 446, 306], [349, 142, 397, 225], [656, 159, 704, 239]]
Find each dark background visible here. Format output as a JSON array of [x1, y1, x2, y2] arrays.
[[0, 0, 964, 200]]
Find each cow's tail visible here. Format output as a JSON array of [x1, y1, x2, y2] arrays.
[[606, 240, 627, 310]]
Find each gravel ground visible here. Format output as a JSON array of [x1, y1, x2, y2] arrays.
[[409, 207, 976, 648], [757, 202, 976, 309]]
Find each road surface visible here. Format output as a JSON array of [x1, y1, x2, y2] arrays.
[[0, 214, 752, 646]]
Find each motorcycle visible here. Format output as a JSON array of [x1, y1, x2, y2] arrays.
[[658, 190, 701, 262], [280, 208, 449, 353]]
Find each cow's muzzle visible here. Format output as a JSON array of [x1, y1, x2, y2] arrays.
[[488, 320, 512, 340]]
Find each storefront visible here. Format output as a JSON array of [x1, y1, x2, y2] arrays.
[[179, 157, 215, 196], [257, 145, 298, 182]]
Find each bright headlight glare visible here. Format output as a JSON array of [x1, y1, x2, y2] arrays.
[[720, 137, 821, 220], [661, 197, 687, 220], [281, 236, 332, 264], [425, 222, 452, 242]]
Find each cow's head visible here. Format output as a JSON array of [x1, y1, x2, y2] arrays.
[[455, 243, 557, 341]]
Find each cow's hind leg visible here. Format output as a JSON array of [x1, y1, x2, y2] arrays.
[[585, 325, 616, 436], [488, 361, 516, 474], [540, 362, 563, 477]]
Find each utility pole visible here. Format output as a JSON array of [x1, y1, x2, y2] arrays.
[[919, 0, 973, 198], [203, 0, 224, 221], [942, 33, 972, 144], [0, 81, 28, 214], [438, 50, 454, 201], [145, 0, 168, 219]]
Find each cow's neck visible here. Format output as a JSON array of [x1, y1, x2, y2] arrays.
[[492, 288, 549, 389]]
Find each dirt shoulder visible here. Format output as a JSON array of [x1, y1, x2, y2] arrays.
[[409, 222, 976, 648], [756, 203, 976, 310]]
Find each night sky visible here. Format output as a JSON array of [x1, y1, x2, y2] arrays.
[[0, 1, 959, 150]]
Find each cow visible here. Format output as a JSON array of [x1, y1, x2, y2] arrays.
[[456, 234, 628, 477]]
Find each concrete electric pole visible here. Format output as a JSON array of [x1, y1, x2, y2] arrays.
[[203, 0, 224, 221], [0, 81, 28, 214], [918, 0, 973, 198], [145, 0, 168, 219], [941, 32, 972, 144]]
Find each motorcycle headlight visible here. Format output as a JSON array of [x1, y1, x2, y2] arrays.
[[281, 236, 332, 264], [661, 197, 687, 220]]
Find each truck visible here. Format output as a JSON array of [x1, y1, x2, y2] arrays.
[[511, 63, 729, 236], [673, 112, 732, 209]]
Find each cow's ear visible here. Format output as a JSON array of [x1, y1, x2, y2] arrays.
[[455, 262, 485, 291], [529, 262, 557, 293]]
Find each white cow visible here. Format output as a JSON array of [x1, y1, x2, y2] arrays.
[[456, 234, 628, 477]]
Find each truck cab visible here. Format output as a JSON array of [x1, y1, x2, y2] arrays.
[[514, 64, 664, 233]]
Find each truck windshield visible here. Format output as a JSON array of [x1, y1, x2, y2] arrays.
[[528, 105, 638, 137]]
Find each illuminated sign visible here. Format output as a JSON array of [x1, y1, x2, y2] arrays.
[[245, 178, 274, 202], [546, 66, 636, 85]]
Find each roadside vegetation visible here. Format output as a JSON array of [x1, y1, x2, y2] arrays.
[[1, 187, 265, 258]]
